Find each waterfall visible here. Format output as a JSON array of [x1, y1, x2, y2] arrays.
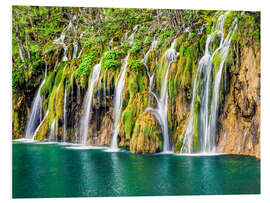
[[128, 25, 139, 46], [25, 65, 47, 140], [53, 34, 68, 61], [79, 61, 102, 145], [110, 54, 130, 150], [110, 27, 137, 150], [48, 119, 56, 141], [146, 39, 179, 152], [142, 37, 158, 91], [63, 81, 68, 142], [180, 12, 237, 153], [75, 84, 81, 142], [103, 70, 107, 113], [72, 42, 78, 59], [53, 15, 76, 61], [208, 19, 237, 152], [32, 110, 49, 140]]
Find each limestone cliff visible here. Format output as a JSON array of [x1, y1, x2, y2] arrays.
[[217, 42, 260, 158]]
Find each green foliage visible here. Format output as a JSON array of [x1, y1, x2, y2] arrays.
[[76, 50, 99, 78], [102, 60, 120, 70], [132, 39, 143, 52], [144, 36, 152, 47], [103, 49, 121, 61], [101, 49, 121, 71], [237, 11, 260, 45], [157, 30, 174, 47], [12, 71, 23, 92], [128, 59, 144, 71]]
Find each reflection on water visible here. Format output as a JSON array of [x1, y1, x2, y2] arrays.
[[12, 142, 260, 198]]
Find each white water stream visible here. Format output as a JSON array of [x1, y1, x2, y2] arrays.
[[146, 39, 179, 152], [180, 12, 237, 153], [25, 64, 47, 140], [79, 61, 102, 145]]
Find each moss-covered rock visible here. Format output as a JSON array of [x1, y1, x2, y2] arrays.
[[119, 91, 155, 146], [130, 111, 163, 153]]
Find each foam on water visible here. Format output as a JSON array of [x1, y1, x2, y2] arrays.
[[65, 145, 107, 150], [105, 148, 122, 153], [36, 141, 58, 145], [176, 152, 227, 157], [13, 138, 36, 143]]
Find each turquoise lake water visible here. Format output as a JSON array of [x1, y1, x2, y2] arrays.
[[12, 142, 260, 198]]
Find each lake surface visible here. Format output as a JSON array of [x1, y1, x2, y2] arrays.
[[12, 142, 260, 198]]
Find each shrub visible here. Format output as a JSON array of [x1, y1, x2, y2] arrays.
[[128, 59, 144, 71], [101, 49, 121, 71], [76, 50, 99, 78]]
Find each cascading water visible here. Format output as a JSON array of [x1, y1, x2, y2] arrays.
[[25, 65, 47, 140], [53, 15, 77, 61], [32, 110, 49, 140], [142, 37, 158, 91], [31, 65, 67, 141], [79, 61, 102, 145], [103, 69, 107, 113], [208, 19, 237, 151], [110, 26, 138, 150], [72, 42, 78, 59], [180, 12, 237, 154], [146, 39, 179, 152], [53, 34, 68, 61], [48, 119, 56, 141], [63, 81, 68, 142], [129, 26, 138, 44], [110, 54, 130, 150]]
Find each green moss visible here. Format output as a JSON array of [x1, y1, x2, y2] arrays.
[[146, 50, 156, 75], [102, 59, 119, 70], [34, 114, 49, 141], [157, 30, 175, 47], [13, 111, 19, 134], [76, 49, 99, 78], [144, 36, 152, 47], [132, 39, 143, 52], [122, 110, 135, 139], [130, 111, 163, 153], [40, 71, 55, 95], [54, 63, 65, 87], [55, 80, 65, 120], [101, 49, 122, 71], [120, 91, 152, 140], [128, 59, 144, 71], [174, 125, 185, 153], [212, 52, 222, 76]]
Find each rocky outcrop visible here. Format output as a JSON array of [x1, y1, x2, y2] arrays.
[[130, 111, 163, 153], [217, 42, 260, 158]]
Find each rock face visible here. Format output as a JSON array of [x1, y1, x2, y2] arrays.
[[98, 110, 113, 146], [216, 43, 260, 158], [130, 111, 163, 153]]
